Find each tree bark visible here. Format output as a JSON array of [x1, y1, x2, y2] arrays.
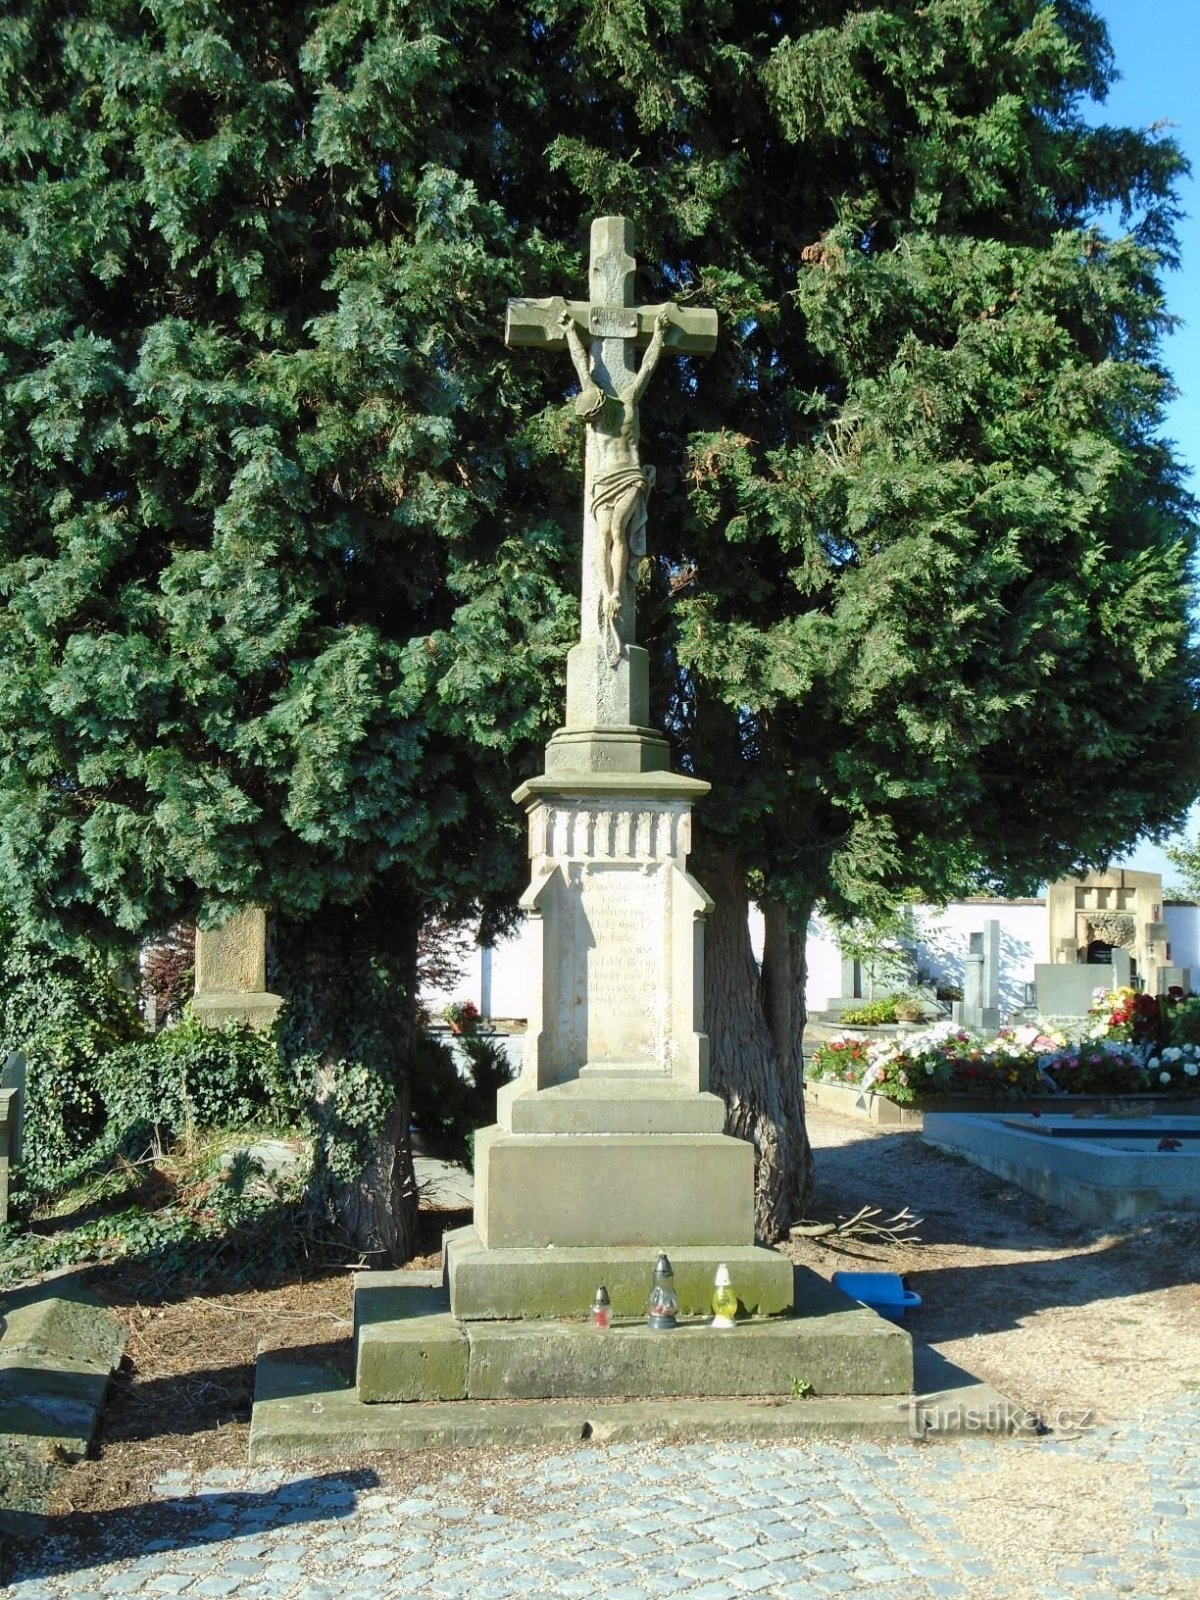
[[702, 853, 813, 1240], [273, 897, 421, 1266], [760, 893, 814, 1224], [331, 1076, 418, 1266]]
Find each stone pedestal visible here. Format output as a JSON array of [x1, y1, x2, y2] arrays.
[[448, 761, 792, 1322], [192, 907, 284, 1031]]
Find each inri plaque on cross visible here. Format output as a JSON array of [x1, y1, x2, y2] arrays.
[[506, 218, 718, 671]]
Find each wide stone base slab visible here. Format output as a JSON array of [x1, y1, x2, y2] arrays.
[[353, 1266, 912, 1404], [474, 1126, 753, 1248], [442, 1226, 794, 1319], [249, 1343, 1036, 1464], [252, 1356, 913, 1463]]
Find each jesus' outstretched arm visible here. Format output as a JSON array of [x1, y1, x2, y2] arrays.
[[625, 306, 674, 405], [557, 309, 594, 391]]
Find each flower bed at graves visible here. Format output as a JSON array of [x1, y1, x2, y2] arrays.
[[807, 988, 1200, 1108]]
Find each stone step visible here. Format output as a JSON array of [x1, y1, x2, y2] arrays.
[[250, 1342, 1034, 1465], [353, 1268, 912, 1405], [441, 1225, 795, 1319]]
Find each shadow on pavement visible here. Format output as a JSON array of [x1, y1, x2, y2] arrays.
[[2, 1467, 380, 1587]]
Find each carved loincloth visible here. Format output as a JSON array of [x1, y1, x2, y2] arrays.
[[589, 465, 655, 556]]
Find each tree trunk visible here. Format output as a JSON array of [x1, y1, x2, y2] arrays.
[[273, 898, 421, 1266], [760, 894, 814, 1224], [702, 853, 813, 1240], [331, 1076, 419, 1266]]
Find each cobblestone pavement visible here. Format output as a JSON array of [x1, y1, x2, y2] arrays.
[[8, 1397, 1200, 1600]]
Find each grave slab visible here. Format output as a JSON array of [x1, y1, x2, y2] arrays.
[[923, 1110, 1200, 1225]]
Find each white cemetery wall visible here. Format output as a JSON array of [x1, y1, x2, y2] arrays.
[[421, 935, 531, 1024], [1165, 902, 1200, 979], [910, 901, 1046, 1014], [419, 899, 1200, 1029], [802, 908, 845, 1011]]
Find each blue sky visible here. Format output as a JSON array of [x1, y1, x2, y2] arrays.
[[1084, 0, 1199, 882], [1092, 0, 1199, 484]]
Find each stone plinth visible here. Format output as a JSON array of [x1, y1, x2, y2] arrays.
[[443, 1226, 794, 1320], [466, 766, 763, 1259], [473, 1128, 753, 1249], [353, 1269, 912, 1405], [193, 907, 283, 1032], [504, 772, 713, 1099]]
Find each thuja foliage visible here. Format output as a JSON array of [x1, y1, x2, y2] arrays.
[[0, 1, 1196, 1239]]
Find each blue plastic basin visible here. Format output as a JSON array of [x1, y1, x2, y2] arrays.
[[832, 1270, 922, 1323]]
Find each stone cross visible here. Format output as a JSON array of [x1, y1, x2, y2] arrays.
[[506, 217, 718, 671]]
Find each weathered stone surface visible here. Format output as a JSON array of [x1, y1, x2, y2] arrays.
[[443, 1225, 794, 1320], [0, 1355, 111, 1451], [0, 1281, 125, 1527], [473, 1127, 754, 1248], [464, 1303, 911, 1401], [1, 1280, 127, 1372], [252, 1351, 917, 1462], [499, 1078, 726, 1136], [353, 1261, 908, 1404], [508, 791, 712, 1098], [353, 1272, 468, 1403], [191, 990, 285, 1032], [195, 906, 269, 992], [505, 295, 719, 357], [544, 726, 671, 773], [513, 771, 711, 805], [193, 907, 284, 1032], [563, 637, 652, 730]]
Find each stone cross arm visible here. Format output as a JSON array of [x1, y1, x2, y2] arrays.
[[506, 295, 718, 357]]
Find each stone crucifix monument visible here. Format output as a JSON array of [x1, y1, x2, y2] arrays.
[[343, 219, 911, 1415], [442, 217, 793, 1318]]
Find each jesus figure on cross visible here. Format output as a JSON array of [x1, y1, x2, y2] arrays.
[[557, 303, 674, 662]]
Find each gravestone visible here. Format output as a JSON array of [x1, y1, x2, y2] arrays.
[[192, 907, 283, 1031], [955, 920, 1001, 1032], [1039, 869, 1189, 1013], [0, 1052, 26, 1225]]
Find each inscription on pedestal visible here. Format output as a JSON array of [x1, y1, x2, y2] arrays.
[[564, 863, 668, 1072]]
